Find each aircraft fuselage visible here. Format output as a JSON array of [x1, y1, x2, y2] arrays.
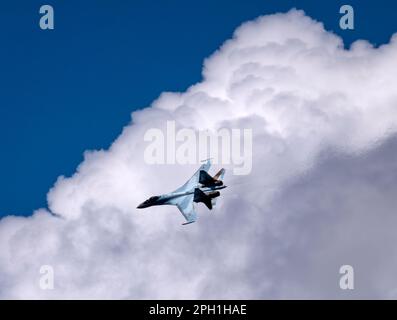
[[137, 185, 226, 209]]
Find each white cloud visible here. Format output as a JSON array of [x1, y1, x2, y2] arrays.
[[1, 9, 397, 298]]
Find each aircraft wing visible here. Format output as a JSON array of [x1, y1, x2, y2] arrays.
[[175, 194, 197, 225], [174, 159, 211, 193]]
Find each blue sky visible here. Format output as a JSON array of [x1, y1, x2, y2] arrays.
[[1, 0, 396, 217]]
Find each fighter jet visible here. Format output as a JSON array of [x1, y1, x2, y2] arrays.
[[137, 159, 226, 225]]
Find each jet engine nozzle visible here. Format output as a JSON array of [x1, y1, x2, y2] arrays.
[[207, 191, 220, 199]]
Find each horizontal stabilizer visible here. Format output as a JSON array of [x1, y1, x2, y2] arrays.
[[194, 188, 213, 210], [199, 170, 223, 187]]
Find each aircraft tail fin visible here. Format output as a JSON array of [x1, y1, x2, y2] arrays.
[[213, 168, 226, 181]]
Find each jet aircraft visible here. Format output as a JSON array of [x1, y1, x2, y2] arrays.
[[137, 160, 226, 225]]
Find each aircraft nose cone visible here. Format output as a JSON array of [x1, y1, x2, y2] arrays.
[[137, 203, 145, 209]]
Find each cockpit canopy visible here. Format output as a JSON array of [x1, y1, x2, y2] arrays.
[[143, 196, 160, 204], [137, 195, 161, 209]]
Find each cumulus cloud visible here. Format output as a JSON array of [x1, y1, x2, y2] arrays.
[[1, 9, 397, 299]]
